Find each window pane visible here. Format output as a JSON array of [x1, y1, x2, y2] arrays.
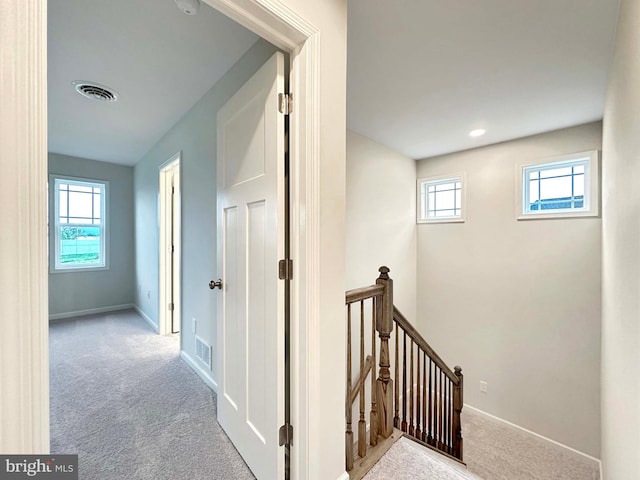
[[427, 185, 435, 193], [540, 167, 572, 179], [540, 176, 572, 200], [574, 165, 585, 174], [428, 192, 435, 209], [59, 191, 68, 219], [435, 182, 456, 192], [93, 192, 101, 219], [574, 173, 585, 196], [436, 189, 455, 209], [68, 191, 93, 218], [59, 226, 101, 265], [455, 189, 461, 208], [435, 209, 456, 217], [528, 171, 539, 180], [69, 184, 93, 193], [529, 179, 539, 202]]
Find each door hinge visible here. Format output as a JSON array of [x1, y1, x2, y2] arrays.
[[279, 423, 293, 447], [171, 245, 175, 253], [168, 303, 174, 311], [278, 93, 292, 115], [172, 186, 175, 194], [279, 259, 293, 280]]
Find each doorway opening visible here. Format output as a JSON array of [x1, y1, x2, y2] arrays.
[[159, 153, 181, 336]]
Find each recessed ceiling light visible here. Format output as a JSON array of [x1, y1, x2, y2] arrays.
[[469, 128, 486, 138]]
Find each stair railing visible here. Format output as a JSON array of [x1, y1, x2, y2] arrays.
[[345, 267, 463, 472], [393, 307, 463, 460]]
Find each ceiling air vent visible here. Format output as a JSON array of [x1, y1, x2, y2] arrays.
[[73, 81, 119, 102]]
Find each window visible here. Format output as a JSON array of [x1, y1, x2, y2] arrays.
[[417, 174, 465, 223], [51, 176, 108, 271], [518, 150, 599, 219]]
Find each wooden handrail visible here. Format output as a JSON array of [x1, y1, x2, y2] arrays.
[[393, 307, 459, 385], [346, 284, 385, 304]]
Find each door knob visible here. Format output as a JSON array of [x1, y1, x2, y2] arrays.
[[209, 279, 223, 290]]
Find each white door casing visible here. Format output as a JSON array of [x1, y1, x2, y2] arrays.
[[159, 153, 181, 335], [216, 52, 285, 480]]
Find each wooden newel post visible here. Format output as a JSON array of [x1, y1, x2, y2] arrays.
[[452, 366, 464, 460], [376, 266, 394, 438]]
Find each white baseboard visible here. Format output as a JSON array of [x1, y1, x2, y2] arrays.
[[49, 303, 133, 321], [336, 472, 350, 480], [180, 350, 218, 393], [134, 305, 158, 333], [464, 404, 601, 466]]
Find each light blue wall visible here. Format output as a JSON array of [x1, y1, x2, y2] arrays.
[[134, 39, 278, 384], [48, 153, 135, 316]]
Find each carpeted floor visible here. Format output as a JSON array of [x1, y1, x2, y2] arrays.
[[363, 437, 483, 480], [462, 408, 600, 480], [363, 408, 600, 480], [49, 309, 255, 480]]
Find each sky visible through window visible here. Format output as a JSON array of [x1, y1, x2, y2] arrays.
[[525, 162, 586, 212]]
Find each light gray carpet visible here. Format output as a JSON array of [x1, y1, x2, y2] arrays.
[[363, 408, 600, 480], [463, 408, 600, 480], [49, 309, 255, 480], [363, 437, 483, 480]]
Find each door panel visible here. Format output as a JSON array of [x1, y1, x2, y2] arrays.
[[217, 52, 285, 480], [222, 205, 240, 410]]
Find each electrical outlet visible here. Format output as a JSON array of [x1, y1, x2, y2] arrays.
[[480, 381, 488, 393], [192, 318, 197, 334]]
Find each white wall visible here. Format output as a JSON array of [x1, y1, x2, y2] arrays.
[[48, 153, 135, 317], [601, 0, 640, 476], [346, 130, 417, 319], [134, 39, 278, 385], [416, 122, 602, 458]]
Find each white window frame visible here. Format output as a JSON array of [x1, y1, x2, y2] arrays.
[[50, 174, 109, 273], [517, 150, 600, 220], [417, 173, 466, 224]]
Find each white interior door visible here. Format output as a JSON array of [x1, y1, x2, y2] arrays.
[[216, 52, 285, 480]]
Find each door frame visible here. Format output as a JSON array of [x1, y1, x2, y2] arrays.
[[5, 0, 326, 478], [159, 152, 181, 336]]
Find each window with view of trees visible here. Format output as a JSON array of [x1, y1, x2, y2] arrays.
[[52, 177, 108, 271]]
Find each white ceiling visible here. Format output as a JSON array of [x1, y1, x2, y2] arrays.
[[48, 0, 258, 166], [347, 0, 620, 160], [50, 1, 621, 166]]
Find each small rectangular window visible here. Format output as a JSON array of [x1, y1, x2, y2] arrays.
[[51, 176, 109, 272], [518, 150, 599, 219], [417, 174, 465, 223]]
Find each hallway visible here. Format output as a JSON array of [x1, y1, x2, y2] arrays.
[[49, 310, 254, 480]]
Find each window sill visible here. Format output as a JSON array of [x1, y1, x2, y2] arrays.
[[417, 218, 466, 224], [517, 210, 599, 221], [50, 265, 110, 274]]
